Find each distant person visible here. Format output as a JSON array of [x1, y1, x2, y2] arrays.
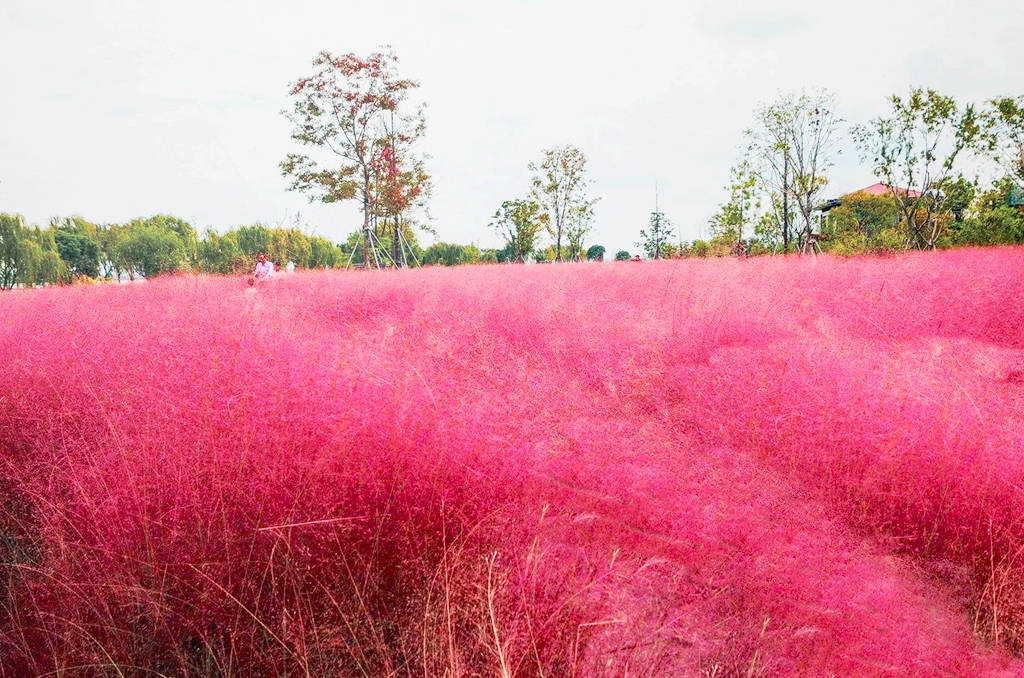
[[254, 253, 274, 281], [285, 260, 296, 274], [242, 276, 260, 314], [631, 254, 642, 262]]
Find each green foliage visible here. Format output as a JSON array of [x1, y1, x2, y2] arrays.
[[117, 226, 187, 279], [490, 199, 546, 263], [639, 211, 673, 259], [198, 230, 246, 274], [824, 192, 901, 240], [564, 201, 594, 262], [533, 245, 557, 263], [1, 214, 27, 289], [235, 225, 273, 258], [853, 88, 984, 249], [950, 206, 1023, 246], [308, 236, 342, 268], [950, 178, 1024, 246], [273, 228, 312, 267], [586, 244, 605, 261], [708, 161, 759, 244], [529, 145, 596, 262], [341, 222, 423, 268], [747, 90, 840, 251], [614, 250, 630, 261], [985, 96, 1024, 187], [422, 242, 481, 266], [0, 214, 67, 288], [54, 229, 101, 279]]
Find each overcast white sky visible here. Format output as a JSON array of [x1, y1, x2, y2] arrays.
[[2, 0, 1021, 256]]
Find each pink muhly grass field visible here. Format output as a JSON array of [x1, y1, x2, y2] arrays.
[[1, 247, 1023, 676]]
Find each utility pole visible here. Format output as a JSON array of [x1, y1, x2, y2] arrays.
[[654, 181, 660, 259]]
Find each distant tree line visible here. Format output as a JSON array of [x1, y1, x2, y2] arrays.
[[281, 50, 1024, 266], [9, 69, 1022, 290], [0, 214, 348, 289], [687, 88, 1024, 258]]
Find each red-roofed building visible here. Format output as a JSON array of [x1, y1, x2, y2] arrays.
[[814, 183, 923, 221], [854, 183, 922, 198]]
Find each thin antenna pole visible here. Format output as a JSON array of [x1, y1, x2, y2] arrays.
[[654, 181, 661, 258]]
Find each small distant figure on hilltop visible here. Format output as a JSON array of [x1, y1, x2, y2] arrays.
[[630, 254, 642, 262], [254, 253, 274, 281]]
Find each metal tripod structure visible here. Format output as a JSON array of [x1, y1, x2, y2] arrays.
[[344, 223, 421, 270]]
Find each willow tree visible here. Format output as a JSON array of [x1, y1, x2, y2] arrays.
[[281, 49, 426, 268]]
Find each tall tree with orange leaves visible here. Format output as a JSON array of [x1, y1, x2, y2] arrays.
[[281, 48, 427, 268]]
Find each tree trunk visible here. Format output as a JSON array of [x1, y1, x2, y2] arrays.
[[393, 215, 402, 268], [782, 156, 790, 253], [362, 188, 372, 269]]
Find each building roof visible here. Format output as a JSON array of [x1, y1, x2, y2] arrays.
[[849, 183, 922, 198], [815, 182, 924, 213]]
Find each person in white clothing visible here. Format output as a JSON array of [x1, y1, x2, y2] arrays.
[[254, 253, 274, 281]]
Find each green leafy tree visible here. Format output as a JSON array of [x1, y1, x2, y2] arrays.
[[586, 244, 605, 261], [614, 250, 630, 261], [421, 242, 480, 266], [22, 229, 67, 285], [123, 216, 198, 268], [96, 225, 127, 279], [821, 191, 901, 254], [639, 210, 672, 259], [748, 90, 840, 252], [235, 225, 274, 259], [854, 88, 984, 249], [952, 178, 1024, 245], [690, 240, 710, 257], [533, 245, 557, 262], [198, 230, 247, 274], [1, 215, 66, 288], [53, 218, 101, 279], [368, 220, 424, 267], [529, 145, 597, 262], [116, 226, 187, 279], [985, 96, 1024, 188], [489, 199, 546, 263], [308, 236, 342, 268], [564, 201, 595, 262], [708, 161, 760, 250]]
